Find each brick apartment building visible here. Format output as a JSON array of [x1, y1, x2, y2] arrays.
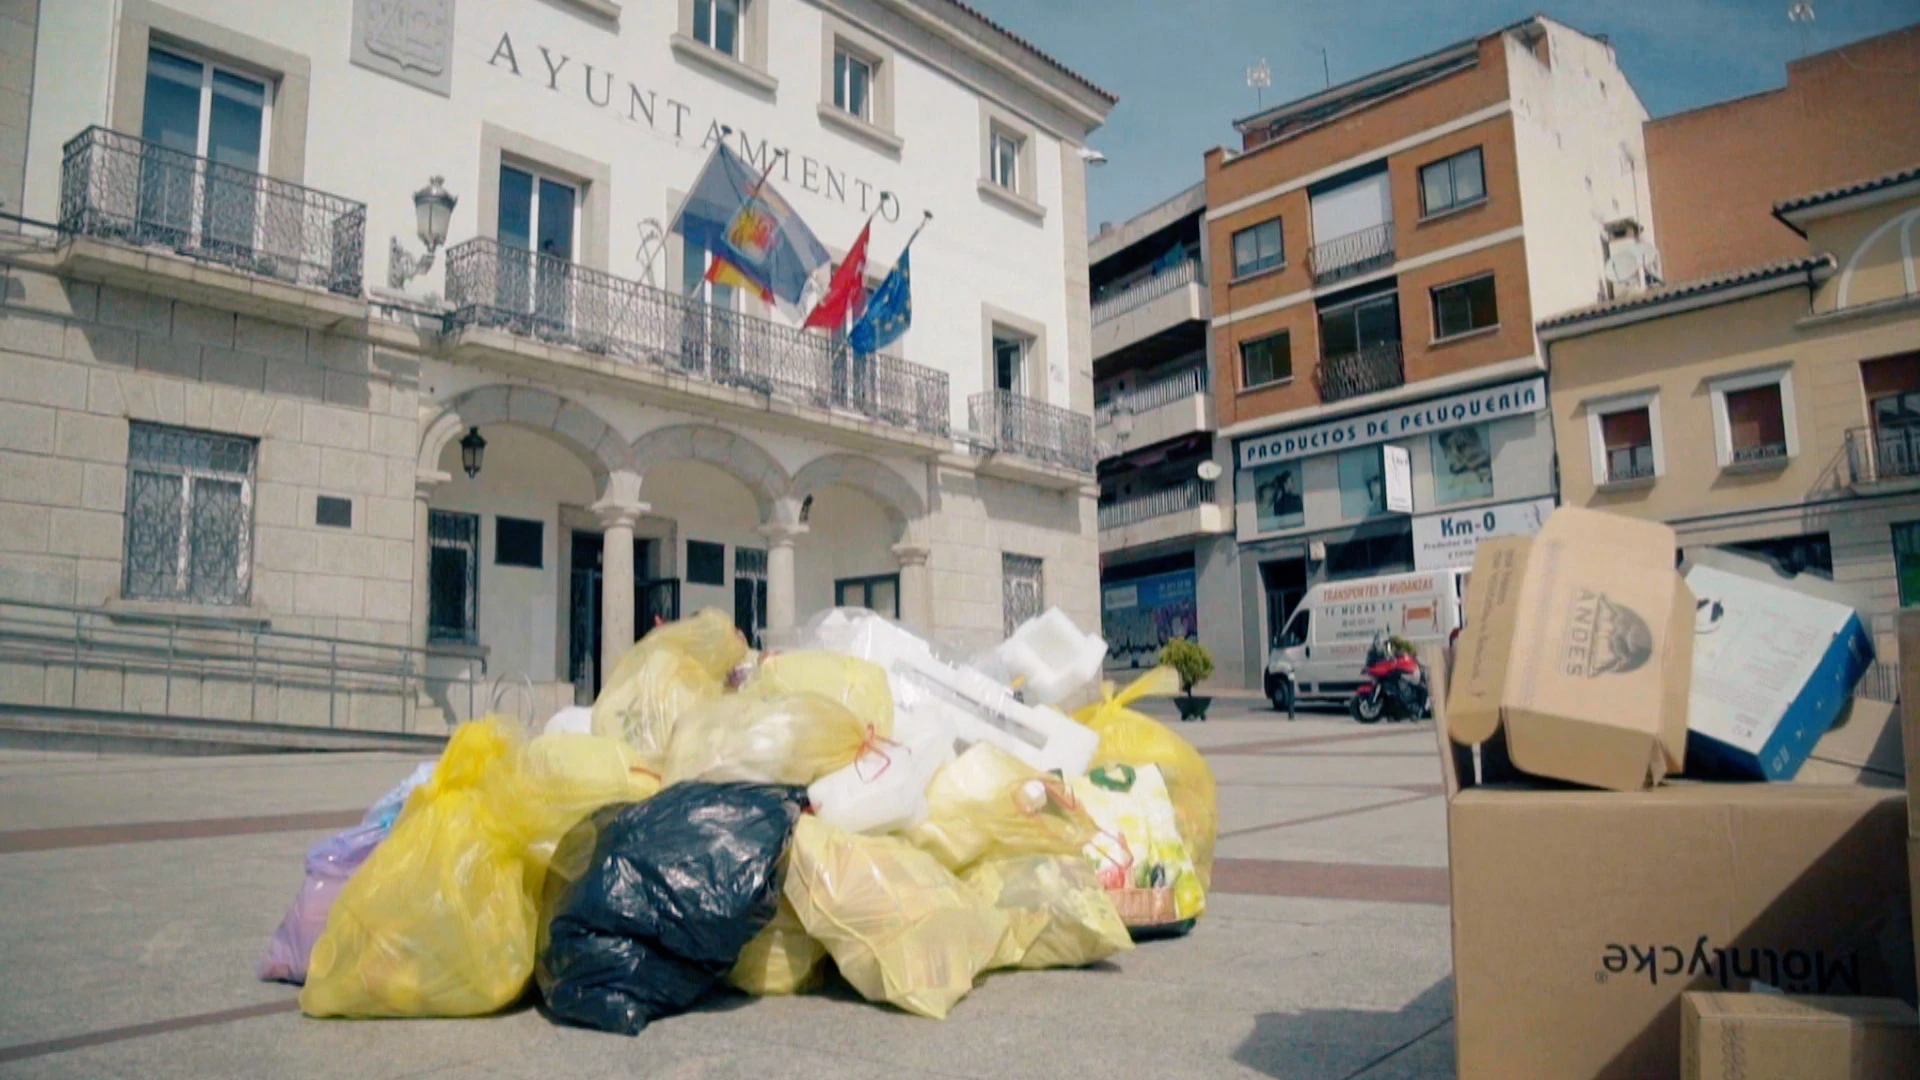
[[1647, 24, 1920, 281], [1202, 16, 1651, 700]]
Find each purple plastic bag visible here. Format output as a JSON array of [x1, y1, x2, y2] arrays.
[[257, 823, 387, 984]]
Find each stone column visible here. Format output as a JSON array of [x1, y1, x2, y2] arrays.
[[892, 541, 933, 631], [592, 470, 648, 682], [760, 524, 806, 634], [410, 470, 449, 653]]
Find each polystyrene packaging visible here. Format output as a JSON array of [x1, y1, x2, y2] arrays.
[[543, 705, 593, 737], [1073, 667, 1218, 889], [905, 743, 1096, 873], [591, 609, 747, 765], [300, 720, 659, 1018], [661, 690, 868, 787], [784, 816, 1007, 1019], [741, 650, 893, 736], [964, 855, 1133, 971], [993, 608, 1108, 706], [806, 702, 956, 835], [728, 893, 827, 995]]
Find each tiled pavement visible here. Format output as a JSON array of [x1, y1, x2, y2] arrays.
[[0, 699, 1455, 1079]]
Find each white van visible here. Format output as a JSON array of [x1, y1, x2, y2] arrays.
[[1263, 568, 1468, 711]]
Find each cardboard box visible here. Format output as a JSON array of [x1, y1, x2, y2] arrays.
[[1683, 563, 1875, 780], [1436, 660, 1916, 1080], [1680, 993, 1919, 1080], [1799, 697, 1904, 788], [1450, 506, 1694, 791]]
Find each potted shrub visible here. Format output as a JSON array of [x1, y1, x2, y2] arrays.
[[1160, 638, 1215, 722]]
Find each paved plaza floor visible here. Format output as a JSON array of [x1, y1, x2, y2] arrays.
[[0, 698, 1455, 1079]]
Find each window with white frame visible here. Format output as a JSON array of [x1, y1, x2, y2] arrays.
[[833, 48, 874, 121], [990, 128, 1022, 192], [122, 424, 256, 605], [1709, 367, 1797, 468], [1232, 219, 1284, 278], [1584, 391, 1664, 485], [139, 46, 272, 250], [693, 0, 743, 57], [1419, 147, 1486, 217], [992, 329, 1029, 395], [1240, 331, 1291, 389], [497, 162, 580, 329]]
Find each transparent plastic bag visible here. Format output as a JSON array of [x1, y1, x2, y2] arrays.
[[1073, 667, 1218, 889], [300, 720, 657, 1018], [904, 743, 1096, 873], [661, 691, 869, 787], [785, 816, 1007, 1019], [1070, 763, 1205, 931], [728, 893, 827, 996], [743, 650, 894, 737], [964, 855, 1133, 971], [258, 823, 387, 985], [591, 609, 747, 765]]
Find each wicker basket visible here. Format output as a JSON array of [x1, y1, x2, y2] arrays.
[[1107, 886, 1178, 928]]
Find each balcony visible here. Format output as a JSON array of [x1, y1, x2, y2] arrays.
[[1309, 221, 1395, 285], [443, 238, 951, 447], [1095, 364, 1213, 457], [1091, 258, 1208, 365], [1098, 479, 1231, 553], [968, 390, 1096, 487], [1315, 341, 1406, 403], [55, 126, 367, 327], [1847, 425, 1920, 489]]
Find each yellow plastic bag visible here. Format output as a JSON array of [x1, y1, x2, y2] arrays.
[[301, 719, 656, 1018], [591, 609, 747, 765], [904, 744, 1096, 873], [785, 816, 1007, 1019], [728, 893, 827, 995], [1070, 763, 1205, 929], [964, 855, 1133, 971], [743, 650, 894, 736], [661, 690, 868, 786], [1073, 667, 1218, 888]]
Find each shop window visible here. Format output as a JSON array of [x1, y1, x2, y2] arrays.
[[495, 516, 544, 568], [1432, 274, 1498, 340], [836, 574, 900, 618], [122, 423, 256, 606], [1240, 331, 1291, 389], [1708, 367, 1796, 469], [1584, 392, 1663, 485], [1431, 423, 1494, 505], [1231, 219, 1284, 278], [1337, 446, 1386, 521], [1249, 460, 1305, 532], [1419, 147, 1486, 217], [1894, 523, 1920, 608], [428, 510, 480, 644], [1324, 531, 1415, 580], [686, 540, 726, 586]]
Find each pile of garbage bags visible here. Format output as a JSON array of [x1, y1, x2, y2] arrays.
[[261, 606, 1217, 1033]]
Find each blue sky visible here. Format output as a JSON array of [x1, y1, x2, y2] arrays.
[[960, 1, 1918, 229]]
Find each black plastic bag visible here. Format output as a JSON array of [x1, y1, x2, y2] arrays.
[[536, 782, 807, 1035]]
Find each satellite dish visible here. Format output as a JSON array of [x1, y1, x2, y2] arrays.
[[1605, 245, 1643, 284], [1197, 461, 1223, 481]]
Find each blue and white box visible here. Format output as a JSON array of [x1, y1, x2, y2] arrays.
[[1683, 562, 1876, 780]]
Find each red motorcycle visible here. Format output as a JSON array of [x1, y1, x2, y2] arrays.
[[1351, 635, 1429, 724]]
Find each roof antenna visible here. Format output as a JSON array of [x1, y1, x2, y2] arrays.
[[1246, 58, 1271, 110], [1314, 46, 1330, 89]]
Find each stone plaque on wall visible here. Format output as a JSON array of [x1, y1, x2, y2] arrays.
[[352, 0, 456, 97]]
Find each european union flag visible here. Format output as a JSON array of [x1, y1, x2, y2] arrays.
[[849, 249, 910, 354]]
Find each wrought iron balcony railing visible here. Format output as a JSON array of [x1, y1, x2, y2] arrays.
[[444, 238, 950, 438], [1315, 341, 1405, 403], [58, 126, 366, 296], [969, 390, 1096, 473], [1099, 479, 1216, 531], [1847, 425, 1920, 485], [1095, 363, 1208, 426], [1308, 221, 1395, 284], [1091, 258, 1202, 324]]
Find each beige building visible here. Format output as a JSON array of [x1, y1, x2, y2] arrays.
[[1541, 163, 1920, 671]]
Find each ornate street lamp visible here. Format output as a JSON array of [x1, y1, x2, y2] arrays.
[[389, 175, 458, 289], [459, 426, 487, 479]]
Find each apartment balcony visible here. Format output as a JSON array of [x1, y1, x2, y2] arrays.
[[1098, 479, 1231, 554], [968, 390, 1095, 489], [443, 238, 951, 450], [55, 126, 368, 328], [1315, 341, 1406, 403], [1308, 221, 1395, 285], [1091, 258, 1208, 365], [1095, 364, 1214, 458], [1846, 425, 1920, 491]]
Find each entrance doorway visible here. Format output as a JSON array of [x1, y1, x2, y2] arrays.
[[1261, 557, 1308, 648], [566, 531, 657, 699]]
